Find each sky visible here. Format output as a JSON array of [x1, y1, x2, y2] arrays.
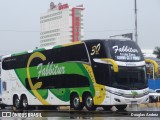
[[0, 0, 160, 55]]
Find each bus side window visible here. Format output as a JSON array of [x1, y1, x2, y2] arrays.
[[54, 43, 89, 63], [2, 81, 6, 91]]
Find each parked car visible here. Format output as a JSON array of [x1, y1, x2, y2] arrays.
[[155, 89, 160, 102], [155, 89, 160, 93], [149, 89, 160, 103]]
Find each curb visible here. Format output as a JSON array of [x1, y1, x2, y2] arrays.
[[139, 103, 160, 107]]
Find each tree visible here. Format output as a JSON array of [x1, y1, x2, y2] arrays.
[[153, 46, 160, 58]]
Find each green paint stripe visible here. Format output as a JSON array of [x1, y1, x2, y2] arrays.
[[33, 48, 45, 52], [12, 51, 28, 56]]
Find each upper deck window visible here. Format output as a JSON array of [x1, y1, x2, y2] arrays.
[[53, 43, 89, 63], [2, 43, 89, 70]]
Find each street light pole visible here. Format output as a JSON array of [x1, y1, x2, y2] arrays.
[[135, 0, 138, 44]]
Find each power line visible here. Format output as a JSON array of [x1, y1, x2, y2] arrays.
[[0, 30, 39, 32], [84, 29, 134, 32], [0, 29, 134, 33]]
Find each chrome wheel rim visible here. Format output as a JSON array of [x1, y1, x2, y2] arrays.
[[86, 96, 93, 107], [23, 99, 28, 108], [15, 99, 20, 108], [73, 97, 80, 107]]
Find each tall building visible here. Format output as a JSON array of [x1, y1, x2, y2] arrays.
[[40, 2, 84, 47]]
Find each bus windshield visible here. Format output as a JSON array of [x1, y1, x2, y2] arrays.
[[111, 66, 147, 90]]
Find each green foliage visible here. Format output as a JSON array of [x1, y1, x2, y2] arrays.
[[153, 46, 160, 58]]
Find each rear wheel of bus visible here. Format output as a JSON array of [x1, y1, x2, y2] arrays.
[[115, 105, 127, 111], [70, 93, 84, 110], [13, 95, 21, 110], [84, 93, 96, 111], [21, 95, 28, 110]]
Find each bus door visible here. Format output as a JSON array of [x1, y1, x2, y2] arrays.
[[1, 77, 9, 103], [85, 41, 111, 104]]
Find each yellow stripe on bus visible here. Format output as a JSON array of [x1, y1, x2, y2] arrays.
[[83, 64, 106, 105], [101, 58, 119, 72], [27, 52, 50, 105], [63, 41, 82, 47]]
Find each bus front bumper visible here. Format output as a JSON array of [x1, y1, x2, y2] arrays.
[[110, 94, 149, 105]]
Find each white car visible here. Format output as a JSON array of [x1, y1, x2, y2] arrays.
[[149, 89, 160, 103], [155, 89, 160, 93]]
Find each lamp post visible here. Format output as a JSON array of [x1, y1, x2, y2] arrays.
[[135, 0, 138, 44]]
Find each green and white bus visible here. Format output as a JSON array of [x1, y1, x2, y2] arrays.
[[1, 39, 158, 111]]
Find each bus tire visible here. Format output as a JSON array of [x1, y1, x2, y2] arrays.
[[84, 93, 96, 111], [13, 96, 21, 110], [115, 105, 127, 111], [21, 95, 28, 110], [1, 106, 5, 109], [103, 105, 112, 111], [71, 94, 83, 110]]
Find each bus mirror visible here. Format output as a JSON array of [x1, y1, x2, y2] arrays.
[[145, 59, 159, 74], [101, 58, 118, 72]]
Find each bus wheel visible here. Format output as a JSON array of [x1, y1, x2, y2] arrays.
[[103, 106, 112, 111], [71, 94, 83, 110], [84, 93, 96, 111], [115, 105, 127, 111], [13, 96, 21, 110], [21, 96, 28, 110], [1, 106, 5, 109]]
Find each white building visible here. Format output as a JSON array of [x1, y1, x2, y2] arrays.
[[40, 2, 84, 47], [141, 49, 156, 58]]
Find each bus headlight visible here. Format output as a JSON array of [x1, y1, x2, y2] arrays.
[[143, 90, 149, 95], [113, 91, 124, 96]]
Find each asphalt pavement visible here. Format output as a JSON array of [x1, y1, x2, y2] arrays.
[[0, 103, 160, 119]]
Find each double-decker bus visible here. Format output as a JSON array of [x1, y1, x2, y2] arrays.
[[1, 39, 158, 111]]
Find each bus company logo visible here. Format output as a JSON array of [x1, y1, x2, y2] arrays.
[[37, 62, 65, 79], [91, 43, 101, 55], [2, 112, 12, 117], [131, 91, 138, 98], [112, 45, 138, 54]]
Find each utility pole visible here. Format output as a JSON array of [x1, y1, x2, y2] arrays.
[[135, 0, 138, 44]]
